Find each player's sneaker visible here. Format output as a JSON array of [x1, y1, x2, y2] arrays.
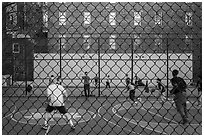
[[70, 126, 75, 131], [41, 124, 49, 130], [159, 100, 164, 105], [186, 101, 190, 104], [133, 101, 138, 107], [197, 102, 201, 107], [182, 118, 188, 126]]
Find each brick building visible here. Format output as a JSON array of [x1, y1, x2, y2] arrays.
[[45, 2, 201, 54], [3, 2, 202, 87]]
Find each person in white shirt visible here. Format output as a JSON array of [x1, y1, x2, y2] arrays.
[[41, 76, 75, 131]]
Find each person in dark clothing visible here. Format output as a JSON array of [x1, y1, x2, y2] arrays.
[[26, 83, 33, 95], [125, 74, 131, 91], [170, 69, 188, 125], [93, 74, 100, 88], [105, 75, 111, 88], [56, 76, 62, 85], [156, 78, 166, 103], [196, 75, 202, 106], [49, 75, 55, 85], [125, 82, 139, 106], [82, 72, 91, 97]]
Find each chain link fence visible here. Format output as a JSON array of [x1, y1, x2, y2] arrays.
[[2, 2, 202, 135]]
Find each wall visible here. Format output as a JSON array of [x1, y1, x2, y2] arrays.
[[33, 53, 192, 87]]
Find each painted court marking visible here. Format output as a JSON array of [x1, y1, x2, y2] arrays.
[[112, 106, 167, 135], [111, 100, 201, 134], [11, 107, 97, 126], [45, 125, 51, 135], [98, 99, 202, 135], [97, 105, 139, 135], [2, 105, 16, 119]]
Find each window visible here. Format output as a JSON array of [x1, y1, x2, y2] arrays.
[[43, 11, 48, 28], [6, 3, 17, 30], [134, 11, 142, 26], [109, 12, 116, 26], [83, 35, 90, 50], [84, 12, 91, 25], [155, 12, 162, 25], [43, 3, 48, 28], [185, 12, 193, 26], [8, 13, 17, 27], [59, 12, 66, 25], [109, 35, 116, 50], [12, 43, 20, 53], [154, 34, 162, 49]]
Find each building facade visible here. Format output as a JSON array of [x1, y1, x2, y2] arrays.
[[3, 2, 202, 87]]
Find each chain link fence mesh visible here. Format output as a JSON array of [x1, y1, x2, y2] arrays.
[[2, 2, 202, 135]]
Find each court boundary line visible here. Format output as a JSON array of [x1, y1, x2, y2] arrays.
[[97, 98, 201, 135], [97, 104, 140, 135], [2, 105, 16, 119], [3, 98, 201, 135], [11, 107, 97, 126], [112, 107, 167, 135], [141, 107, 178, 124], [112, 101, 201, 132], [45, 125, 51, 135], [114, 100, 178, 124]]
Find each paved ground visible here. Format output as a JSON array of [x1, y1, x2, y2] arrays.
[[2, 85, 200, 97], [2, 94, 202, 135]]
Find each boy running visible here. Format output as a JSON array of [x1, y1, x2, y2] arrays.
[[170, 69, 188, 125], [41, 76, 75, 131]]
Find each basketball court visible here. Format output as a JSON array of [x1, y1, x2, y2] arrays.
[[2, 87, 202, 135], [2, 2, 202, 135]]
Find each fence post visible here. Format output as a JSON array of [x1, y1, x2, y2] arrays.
[[60, 37, 62, 79], [98, 37, 100, 97], [166, 37, 169, 100], [24, 43, 27, 95], [131, 37, 134, 82]]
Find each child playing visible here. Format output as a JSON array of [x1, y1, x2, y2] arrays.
[[125, 82, 139, 106], [156, 78, 166, 104], [170, 69, 188, 125], [125, 74, 131, 91], [106, 75, 111, 88]]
